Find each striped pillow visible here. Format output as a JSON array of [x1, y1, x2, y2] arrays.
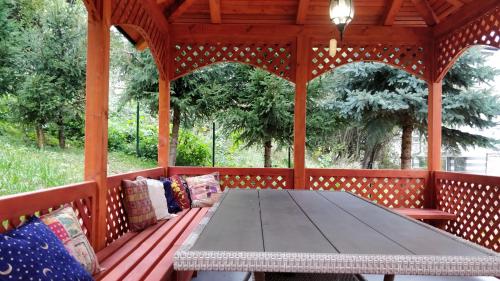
[[122, 179, 157, 232]]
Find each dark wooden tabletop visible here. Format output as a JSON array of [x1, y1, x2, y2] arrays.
[[174, 189, 499, 276]]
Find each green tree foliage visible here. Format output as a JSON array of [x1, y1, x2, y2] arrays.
[[11, 0, 87, 148], [0, 0, 18, 95], [115, 44, 224, 165], [326, 47, 500, 169], [217, 64, 341, 167], [218, 66, 294, 167]]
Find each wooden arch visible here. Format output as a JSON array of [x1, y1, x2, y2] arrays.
[[170, 41, 296, 82], [435, 5, 500, 81], [308, 43, 429, 82], [110, 0, 169, 80], [83, 0, 169, 80]]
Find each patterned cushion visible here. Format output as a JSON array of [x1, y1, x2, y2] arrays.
[[169, 175, 192, 209], [160, 177, 182, 214], [41, 206, 101, 275], [137, 176, 174, 220], [0, 217, 93, 281], [185, 173, 222, 207], [122, 179, 157, 232]]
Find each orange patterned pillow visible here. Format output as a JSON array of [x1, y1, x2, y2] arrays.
[[169, 175, 191, 209], [122, 179, 157, 231], [40, 206, 101, 275]]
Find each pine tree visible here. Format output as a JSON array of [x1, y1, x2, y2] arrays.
[[327, 47, 500, 169]]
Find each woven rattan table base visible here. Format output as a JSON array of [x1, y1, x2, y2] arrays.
[[252, 273, 366, 281]]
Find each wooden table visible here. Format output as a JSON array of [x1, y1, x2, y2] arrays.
[[174, 190, 499, 278]]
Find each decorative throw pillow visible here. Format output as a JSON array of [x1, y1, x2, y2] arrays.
[[160, 177, 182, 214], [40, 206, 101, 275], [185, 173, 222, 207], [137, 176, 173, 220], [0, 217, 93, 281], [122, 179, 157, 232], [169, 175, 191, 209]]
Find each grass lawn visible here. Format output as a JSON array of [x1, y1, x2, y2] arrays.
[[0, 137, 156, 196]]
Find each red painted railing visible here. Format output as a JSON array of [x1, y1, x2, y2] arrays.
[[0, 167, 498, 252], [434, 171, 499, 252], [0, 181, 97, 245], [306, 169, 430, 208]]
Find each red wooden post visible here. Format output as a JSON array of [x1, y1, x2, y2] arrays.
[[84, 0, 111, 251], [427, 80, 443, 171], [293, 35, 309, 189], [158, 78, 170, 172]]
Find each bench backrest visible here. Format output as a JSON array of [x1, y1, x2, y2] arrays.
[[0, 167, 166, 249], [0, 181, 97, 246]]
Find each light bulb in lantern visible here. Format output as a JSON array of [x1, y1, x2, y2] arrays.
[[329, 0, 355, 36]]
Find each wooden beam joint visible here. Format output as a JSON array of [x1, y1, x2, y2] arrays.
[[411, 0, 440, 26], [168, 0, 196, 22], [382, 0, 404, 26]]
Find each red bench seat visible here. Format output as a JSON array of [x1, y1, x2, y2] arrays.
[[95, 208, 208, 281]]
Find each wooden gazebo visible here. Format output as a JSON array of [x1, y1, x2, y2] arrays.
[[1, 0, 499, 280]]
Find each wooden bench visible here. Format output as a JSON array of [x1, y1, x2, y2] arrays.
[[393, 208, 456, 228], [0, 168, 208, 281], [95, 208, 208, 281]]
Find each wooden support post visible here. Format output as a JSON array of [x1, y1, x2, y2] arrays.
[[293, 35, 308, 189], [427, 80, 443, 171], [158, 78, 170, 172], [84, 0, 110, 251]]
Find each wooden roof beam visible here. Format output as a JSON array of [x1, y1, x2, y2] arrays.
[[382, 0, 404, 26], [209, 0, 221, 24], [296, 0, 311, 25], [170, 24, 432, 45], [411, 0, 440, 26], [168, 0, 196, 22]]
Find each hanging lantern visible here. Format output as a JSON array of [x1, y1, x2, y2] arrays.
[[329, 0, 355, 57]]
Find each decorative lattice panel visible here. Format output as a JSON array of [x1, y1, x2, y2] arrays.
[[310, 45, 427, 81], [105, 184, 129, 246], [435, 172, 499, 252], [219, 174, 290, 190], [111, 0, 169, 79], [104, 168, 165, 245], [436, 6, 500, 80], [167, 167, 294, 190], [307, 170, 427, 208], [171, 42, 294, 81]]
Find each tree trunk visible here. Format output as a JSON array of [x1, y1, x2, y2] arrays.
[[57, 115, 66, 149], [400, 123, 414, 169], [361, 142, 382, 169], [35, 125, 45, 149], [264, 140, 272, 168], [169, 105, 181, 166]]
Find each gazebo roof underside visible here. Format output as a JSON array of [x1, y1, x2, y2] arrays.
[[86, 0, 499, 83]]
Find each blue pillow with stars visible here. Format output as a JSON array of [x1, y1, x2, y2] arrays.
[[0, 216, 93, 281]]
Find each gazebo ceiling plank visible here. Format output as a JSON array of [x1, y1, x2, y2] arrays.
[[433, 0, 499, 37], [382, 0, 404, 25]]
